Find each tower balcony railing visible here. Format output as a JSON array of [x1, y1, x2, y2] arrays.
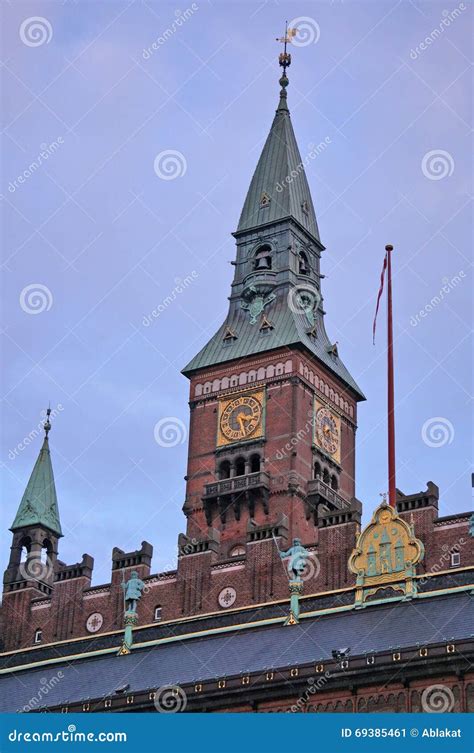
[[203, 470, 270, 500], [307, 477, 348, 511]]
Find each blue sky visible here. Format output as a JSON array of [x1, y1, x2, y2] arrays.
[[1, 0, 472, 585]]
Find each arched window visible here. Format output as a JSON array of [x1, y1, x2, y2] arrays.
[[235, 457, 246, 477], [34, 628, 42, 644], [323, 468, 330, 485], [250, 454, 261, 473], [331, 475, 338, 491], [154, 606, 162, 622], [20, 537, 31, 562], [230, 545, 246, 558], [314, 462, 322, 479], [219, 460, 231, 480], [298, 251, 310, 275], [254, 245, 272, 271]]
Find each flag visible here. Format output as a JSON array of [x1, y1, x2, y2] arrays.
[[372, 251, 388, 344]]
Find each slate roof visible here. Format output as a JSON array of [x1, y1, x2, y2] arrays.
[[10, 436, 62, 537], [1, 592, 471, 712], [236, 87, 320, 241], [183, 291, 365, 400]]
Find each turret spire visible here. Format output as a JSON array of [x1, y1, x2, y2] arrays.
[[10, 408, 62, 537]]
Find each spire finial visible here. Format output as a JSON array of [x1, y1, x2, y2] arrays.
[[276, 22, 296, 106], [44, 404, 52, 438]]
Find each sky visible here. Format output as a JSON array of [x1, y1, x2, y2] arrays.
[[1, 0, 472, 586]]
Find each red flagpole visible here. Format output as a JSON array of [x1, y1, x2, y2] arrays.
[[386, 244, 396, 508]]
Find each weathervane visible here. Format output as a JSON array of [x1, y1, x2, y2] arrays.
[[276, 22, 296, 75]]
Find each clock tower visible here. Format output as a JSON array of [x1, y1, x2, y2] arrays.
[[179, 58, 365, 601]]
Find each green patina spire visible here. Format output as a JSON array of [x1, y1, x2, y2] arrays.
[[10, 409, 62, 537], [182, 29, 365, 402], [236, 25, 319, 240]]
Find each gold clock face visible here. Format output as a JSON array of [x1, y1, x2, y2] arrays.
[[315, 406, 340, 458], [218, 391, 264, 446]]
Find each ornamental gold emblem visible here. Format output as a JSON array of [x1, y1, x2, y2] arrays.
[[314, 403, 341, 462], [217, 390, 264, 446]]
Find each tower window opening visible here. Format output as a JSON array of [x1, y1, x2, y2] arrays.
[[323, 468, 330, 485], [314, 462, 322, 479], [450, 552, 460, 567], [331, 475, 338, 491], [250, 454, 261, 473], [235, 457, 246, 477], [254, 245, 272, 271], [298, 251, 310, 275], [20, 537, 32, 562], [219, 460, 231, 480]]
